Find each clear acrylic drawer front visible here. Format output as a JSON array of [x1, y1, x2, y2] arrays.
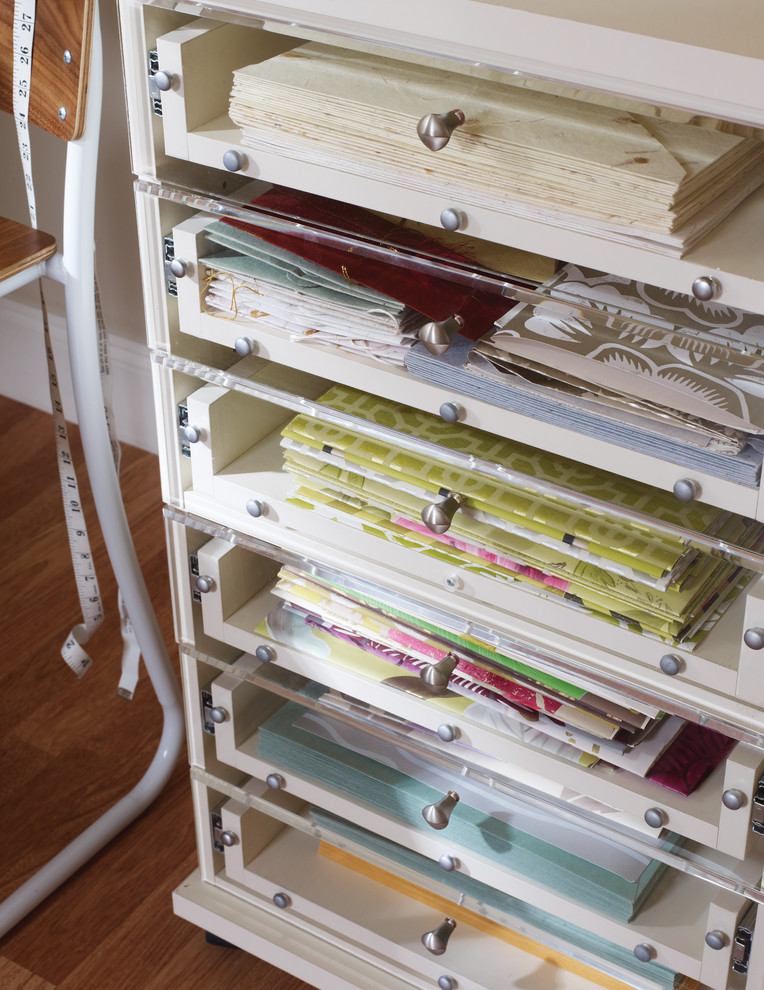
[[201, 675, 746, 990], [189, 532, 763, 861], [171, 364, 764, 732]]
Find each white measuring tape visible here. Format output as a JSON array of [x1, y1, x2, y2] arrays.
[[12, 0, 141, 697]]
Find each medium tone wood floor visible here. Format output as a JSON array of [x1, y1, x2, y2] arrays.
[[0, 396, 312, 989]]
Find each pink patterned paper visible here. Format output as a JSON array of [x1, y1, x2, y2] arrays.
[[393, 516, 572, 592]]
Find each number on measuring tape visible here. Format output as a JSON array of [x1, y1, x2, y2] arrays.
[[12, 0, 140, 689]]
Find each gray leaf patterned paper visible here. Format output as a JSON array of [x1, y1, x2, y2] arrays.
[[478, 265, 764, 435]]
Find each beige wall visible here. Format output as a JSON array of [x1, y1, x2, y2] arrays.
[[0, 0, 146, 346]]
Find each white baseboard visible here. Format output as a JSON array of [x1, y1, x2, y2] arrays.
[[0, 297, 157, 453]]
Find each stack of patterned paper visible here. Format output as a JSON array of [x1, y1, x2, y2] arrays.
[[257, 700, 683, 923], [280, 384, 764, 646], [259, 566, 735, 797], [406, 264, 764, 484], [230, 44, 764, 254], [472, 267, 764, 445]]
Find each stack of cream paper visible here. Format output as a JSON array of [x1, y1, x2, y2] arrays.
[[230, 44, 764, 254]]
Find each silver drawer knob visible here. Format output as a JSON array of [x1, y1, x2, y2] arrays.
[[255, 644, 276, 663], [181, 424, 203, 444], [272, 892, 291, 909], [266, 772, 285, 790], [422, 917, 457, 955], [438, 977, 458, 989], [437, 723, 458, 742], [234, 336, 256, 357], [634, 943, 656, 962], [422, 493, 464, 534], [223, 149, 246, 172], [744, 628, 764, 650], [169, 258, 188, 278], [722, 789, 746, 810], [246, 498, 265, 518], [209, 706, 228, 724], [659, 654, 684, 677], [438, 854, 458, 872], [420, 653, 458, 694], [672, 478, 699, 502], [417, 110, 465, 151], [644, 807, 668, 828], [152, 69, 174, 92], [691, 276, 720, 301], [439, 208, 465, 231], [422, 790, 460, 830], [194, 575, 215, 594], [705, 930, 728, 950], [439, 402, 463, 423], [219, 830, 238, 847], [419, 315, 464, 355]]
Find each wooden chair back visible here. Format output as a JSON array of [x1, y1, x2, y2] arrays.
[[0, 0, 95, 140]]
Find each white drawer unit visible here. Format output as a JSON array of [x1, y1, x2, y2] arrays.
[[119, 2, 764, 989]]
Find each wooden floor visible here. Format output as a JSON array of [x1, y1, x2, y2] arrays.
[[0, 397, 311, 989]]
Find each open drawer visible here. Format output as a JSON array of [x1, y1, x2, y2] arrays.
[[196, 688, 753, 990], [149, 15, 764, 316], [162, 361, 764, 729]]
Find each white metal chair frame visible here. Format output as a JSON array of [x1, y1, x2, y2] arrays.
[[0, 0, 184, 937]]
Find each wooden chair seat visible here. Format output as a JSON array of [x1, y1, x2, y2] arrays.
[[0, 217, 57, 282]]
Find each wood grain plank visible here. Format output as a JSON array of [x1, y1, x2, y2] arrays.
[[0, 217, 56, 281], [0, 0, 94, 141], [0, 397, 312, 990], [0, 958, 55, 989]]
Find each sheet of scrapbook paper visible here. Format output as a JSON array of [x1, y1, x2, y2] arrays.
[[546, 263, 764, 356], [318, 689, 666, 840], [294, 706, 658, 882], [256, 701, 669, 921], [216, 186, 512, 340], [258, 601, 598, 762], [272, 568, 633, 715], [267, 579, 626, 739], [230, 43, 764, 246], [293, 566, 663, 719], [483, 311, 764, 434], [282, 437, 692, 590]]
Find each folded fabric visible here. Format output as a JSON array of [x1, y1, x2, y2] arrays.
[[258, 701, 680, 922], [231, 46, 764, 254]]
